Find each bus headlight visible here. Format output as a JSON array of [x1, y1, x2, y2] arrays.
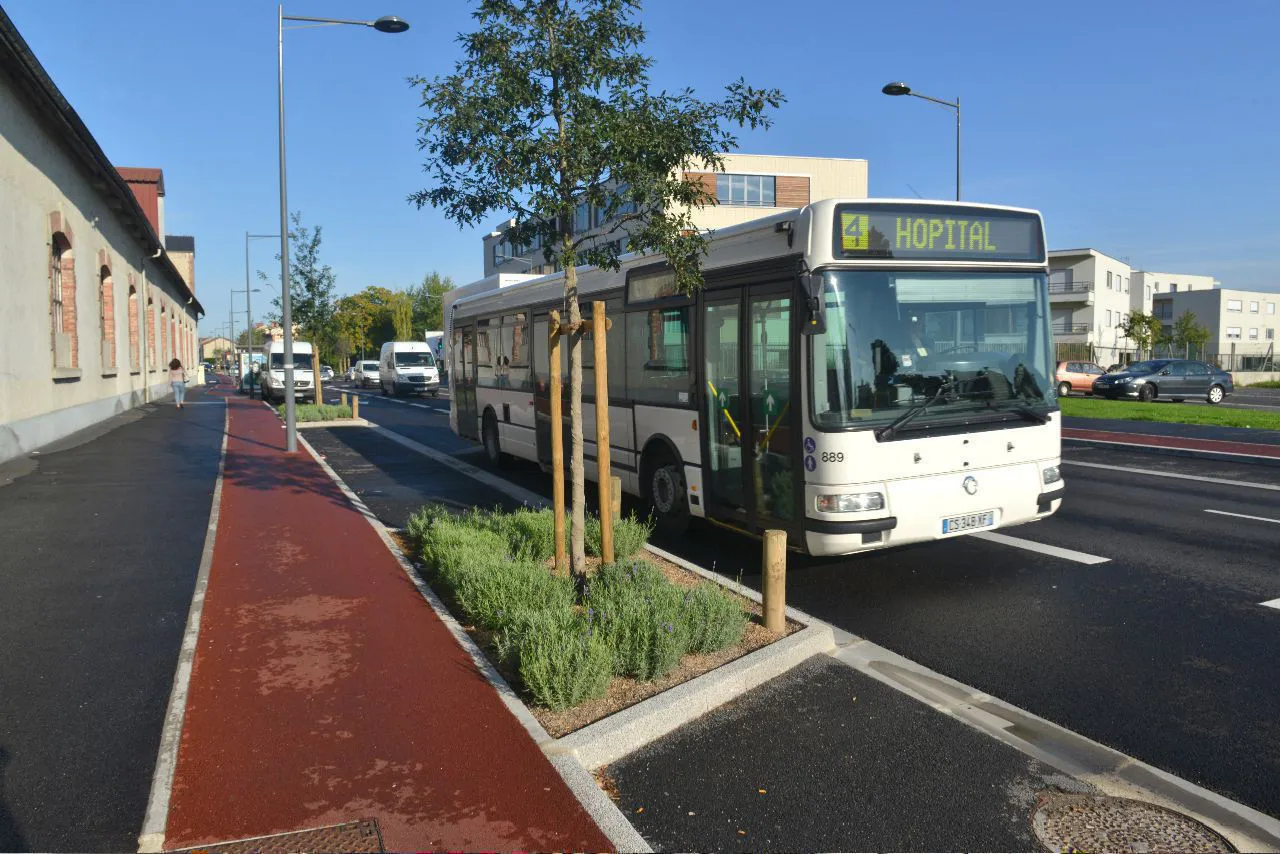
[[815, 492, 885, 513], [1042, 465, 1061, 485]]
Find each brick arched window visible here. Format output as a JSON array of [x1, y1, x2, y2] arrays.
[[160, 303, 168, 364], [50, 232, 77, 369], [147, 296, 156, 369], [99, 258, 116, 371], [128, 284, 140, 370]]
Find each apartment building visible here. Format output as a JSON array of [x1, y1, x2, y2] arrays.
[[1130, 270, 1215, 311], [1153, 287, 1277, 367], [482, 153, 869, 277], [1048, 248, 1138, 366], [0, 9, 202, 463]]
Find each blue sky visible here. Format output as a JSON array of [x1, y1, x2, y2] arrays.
[[6, 0, 1279, 337]]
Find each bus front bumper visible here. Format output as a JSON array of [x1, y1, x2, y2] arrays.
[[802, 479, 1064, 558]]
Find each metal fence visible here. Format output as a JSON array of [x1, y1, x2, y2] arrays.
[[1054, 341, 1275, 372]]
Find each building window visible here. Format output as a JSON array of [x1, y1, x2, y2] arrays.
[[50, 233, 77, 369], [1123, 277, 1129, 293], [1267, 328, 1275, 340], [1106, 272, 1112, 290], [147, 297, 156, 369], [1106, 309, 1112, 327], [1227, 299, 1242, 312], [574, 202, 591, 233], [128, 285, 140, 369], [1249, 301, 1259, 313], [99, 265, 116, 370], [1248, 328, 1259, 340], [1225, 327, 1241, 339], [1268, 302, 1276, 315], [715, 174, 776, 207]]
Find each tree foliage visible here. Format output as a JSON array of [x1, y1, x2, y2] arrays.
[[263, 212, 338, 363], [410, 0, 782, 574], [411, 271, 454, 332], [1118, 310, 1162, 355], [1171, 310, 1211, 350]]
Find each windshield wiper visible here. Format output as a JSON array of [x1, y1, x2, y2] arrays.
[[875, 374, 954, 441], [1000, 401, 1050, 424]]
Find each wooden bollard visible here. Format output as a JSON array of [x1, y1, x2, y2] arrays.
[[762, 529, 786, 634], [611, 475, 621, 522], [351, 394, 359, 419], [340, 392, 348, 408]]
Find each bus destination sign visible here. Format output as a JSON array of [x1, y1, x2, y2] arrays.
[[833, 204, 1044, 263]]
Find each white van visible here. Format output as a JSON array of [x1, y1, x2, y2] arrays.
[[260, 339, 316, 404], [379, 340, 440, 397]]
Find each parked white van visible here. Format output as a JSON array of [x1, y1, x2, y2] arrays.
[[379, 341, 440, 397], [260, 340, 316, 403]]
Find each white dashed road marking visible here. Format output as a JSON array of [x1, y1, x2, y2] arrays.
[[1260, 598, 1280, 610], [972, 531, 1111, 565], [1204, 508, 1280, 525], [1063, 459, 1280, 492]]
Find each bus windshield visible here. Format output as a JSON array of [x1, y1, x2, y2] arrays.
[[810, 270, 1054, 430], [395, 351, 436, 367], [269, 352, 314, 370]]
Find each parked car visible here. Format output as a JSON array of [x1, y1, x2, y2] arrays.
[[1091, 359, 1233, 404], [354, 360, 381, 388], [345, 364, 358, 382], [1054, 360, 1106, 397], [319, 364, 335, 381]]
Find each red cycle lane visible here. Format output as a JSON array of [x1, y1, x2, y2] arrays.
[[163, 395, 610, 851]]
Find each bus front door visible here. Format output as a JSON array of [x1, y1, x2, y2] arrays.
[[455, 325, 479, 440], [701, 287, 799, 537]]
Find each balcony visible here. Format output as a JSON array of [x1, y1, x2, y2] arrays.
[[1051, 321, 1089, 337], [1049, 280, 1094, 305]]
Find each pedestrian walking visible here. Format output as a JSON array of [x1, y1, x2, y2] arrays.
[[169, 358, 188, 409]]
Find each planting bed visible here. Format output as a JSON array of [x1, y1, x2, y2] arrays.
[[402, 505, 798, 735]]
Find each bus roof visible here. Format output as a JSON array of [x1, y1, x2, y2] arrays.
[[446, 198, 1045, 319]]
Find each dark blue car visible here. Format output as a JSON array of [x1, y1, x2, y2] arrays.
[[1091, 359, 1234, 404]]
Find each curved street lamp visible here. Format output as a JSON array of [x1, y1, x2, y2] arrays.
[[882, 81, 961, 201], [276, 6, 409, 451]]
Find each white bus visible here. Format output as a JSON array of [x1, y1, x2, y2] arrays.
[[444, 199, 1063, 557]]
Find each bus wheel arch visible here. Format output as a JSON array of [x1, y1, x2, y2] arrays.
[[640, 437, 690, 534]]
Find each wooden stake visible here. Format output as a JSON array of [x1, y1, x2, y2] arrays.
[[592, 301, 614, 564], [611, 475, 621, 523], [351, 394, 359, 420], [549, 311, 567, 576], [762, 530, 786, 634]]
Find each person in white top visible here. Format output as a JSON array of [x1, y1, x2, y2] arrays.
[[168, 358, 188, 409]]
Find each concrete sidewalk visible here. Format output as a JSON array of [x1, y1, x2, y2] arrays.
[[158, 394, 610, 851]]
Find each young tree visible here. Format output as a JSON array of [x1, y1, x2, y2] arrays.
[[1172, 310, 1211, 355], [1117, 310, 1162, 358], [411, 0, 782, 575], [264, 212, 338, 364]]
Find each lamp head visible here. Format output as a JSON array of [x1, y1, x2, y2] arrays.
[[882, 81, 912, 96], [372, 15, 409, 33]]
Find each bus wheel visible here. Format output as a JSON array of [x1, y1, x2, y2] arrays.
[[482, 410, 507, 468], [645, 447, 690, 535]]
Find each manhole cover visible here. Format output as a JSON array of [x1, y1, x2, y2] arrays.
[[167, 818, 383, 853], [1032, 794, 1234, 853]]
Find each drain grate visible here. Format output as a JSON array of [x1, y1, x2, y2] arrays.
[[167, 819, 383, 853], [1032, 793, 1234, 853]]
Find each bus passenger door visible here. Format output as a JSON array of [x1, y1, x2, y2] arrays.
[[455, 325, 478, 440], [747, 291, 797, 533], [702, 298, 747, 526]]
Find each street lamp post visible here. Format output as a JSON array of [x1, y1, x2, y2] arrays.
[[882, 81, 961, 201], [276, 6, 409, 452]]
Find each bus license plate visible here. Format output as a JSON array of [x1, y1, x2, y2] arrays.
[[942, 510, 994, 535]]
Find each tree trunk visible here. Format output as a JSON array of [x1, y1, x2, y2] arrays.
[[565, 263, 587, 577]]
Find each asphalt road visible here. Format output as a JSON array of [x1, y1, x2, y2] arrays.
[[0, 393, 224, 851], [319, 380, 1280, 821]]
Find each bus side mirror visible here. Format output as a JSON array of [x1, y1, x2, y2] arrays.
[[799, 269, 826, 335]]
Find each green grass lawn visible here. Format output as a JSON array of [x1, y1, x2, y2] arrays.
[[1247, 380, 1280, 388], [1060, 396, 1280, 430], [275, 403, 353, 422]]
